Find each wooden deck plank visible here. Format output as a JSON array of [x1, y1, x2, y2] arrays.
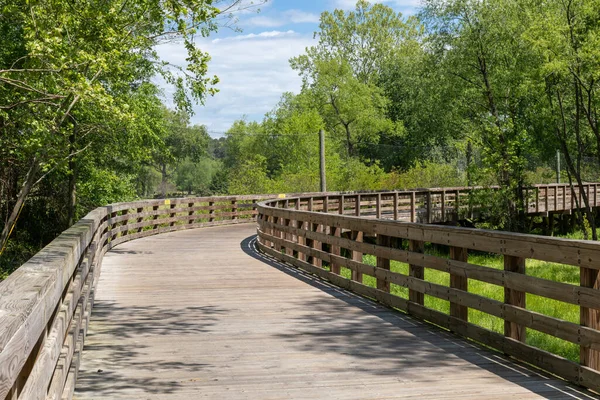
[[74, 224, 598, 399]]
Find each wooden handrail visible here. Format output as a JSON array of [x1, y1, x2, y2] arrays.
[[1, 182, 599, 400], [256, 186, 600, 393]]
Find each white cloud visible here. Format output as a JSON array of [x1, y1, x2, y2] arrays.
[[330, 0, 422, 11], [156, 30, 315, 134], [212, 30, 296, 42], [245, 9, 320, 28], [285, 10, 320, 24]]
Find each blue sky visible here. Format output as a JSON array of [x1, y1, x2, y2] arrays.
[[156, 0, 421, 136]]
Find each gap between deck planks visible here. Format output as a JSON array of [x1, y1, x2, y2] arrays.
[[74, 223, 599, 400]]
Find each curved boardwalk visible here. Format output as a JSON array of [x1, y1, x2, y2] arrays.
[[74, 224, 598, 399]]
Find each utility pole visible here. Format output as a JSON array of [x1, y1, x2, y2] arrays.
[[556, 149, 561, 184], [319, 129, 326, 192]]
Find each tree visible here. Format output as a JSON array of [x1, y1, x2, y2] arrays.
[[292, 0, 418, 84], [525, 0, 600, 239], [0, 0, 255, 251], [422, 0, 543, 230]]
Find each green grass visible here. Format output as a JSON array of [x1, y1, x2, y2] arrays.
[[337, 250, 582, 362]]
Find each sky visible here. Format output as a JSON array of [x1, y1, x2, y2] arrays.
[[155, 0, 421, 137]]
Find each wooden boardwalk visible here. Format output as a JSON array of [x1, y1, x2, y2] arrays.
[[74, 224, 598, 399]]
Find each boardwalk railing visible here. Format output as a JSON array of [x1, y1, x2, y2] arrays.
[[1, 183, 598, 400], [0, 194, 278, 400], [256, 190, 600, 393]]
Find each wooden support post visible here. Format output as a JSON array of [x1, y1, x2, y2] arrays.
[[427, 191, 433, 224], [136, 207, 144, 233], [563, 185, 567, 210], [284, 218, 293, 256], [376, 193, 382, 219], [544, 187, 549, 213], [351, 231, 363, 283], [535, 188, 539, 213], [188, 202, 195, 225], [441, 191, 446, 222], [455, 189, 460, 221], [209, 201, 215, 222], [409, 239, 425, 305], [323, 196, 329, 214], [449, 246, 468, 323], [297, 219, 306, 261], [595, 184, 599, 207], [120, 209, 129, 238], [312, 222, 322, 268], [339, 195, 344, 215], [296, 198, 305, 261], [376, 234, 391, 292], [504, 255, 526, 342], [580, 267, 600, 371], [109, 210, 119, 241], [554, 186, 558, 212], [355, 194, 361, 216], [393, 192, 399, 220], [152, 205, 159, 230], [169, 203, 177, 227], [330, 225, 341, 274], [410, 192, 416, 223], [231, 200, 238, 220]]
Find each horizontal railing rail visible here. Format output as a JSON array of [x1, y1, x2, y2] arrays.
[[256, 190, 600, 393], [1, 182, 598, 400]]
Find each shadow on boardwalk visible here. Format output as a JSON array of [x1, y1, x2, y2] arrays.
[[240, 235, 599, 400], [76, 303, 226, 396]]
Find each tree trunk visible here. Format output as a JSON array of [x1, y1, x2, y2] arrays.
[[0, 158, 39, 254], [161, 163, 168, 197], [67, 125, 77, 227]]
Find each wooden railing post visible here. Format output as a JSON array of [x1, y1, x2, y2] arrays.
[[441, 190, 446, 222], [553, 186, 558, 212], [330, 196, 343, 274], [110, 210, 119, 241], [393, 192, 399, 220], [136, 207, 144, 233], [188, 202, 195, 225], [376, 234, 391, 292], [427, 191, 433, 224], [454, 189, 460, 221], [306, 197, 322, 268], [208, 201, 215, 222], [355, 194, 361, 217], [351, 231, 363, 283], [580, 267, 600, 371], [410, 192, 416, 223], [152, 204, 160, 230], [284, 217, 293, 256], [231, 200, 238, 221], [544, 187, 549, 213], [449, 246, 468, 323], [504, 255, 526, 342], [169, 203, 177, 227], [376, 193, 382, 219], [295, 200, 306, 262], [409, 239, 424, 305]]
